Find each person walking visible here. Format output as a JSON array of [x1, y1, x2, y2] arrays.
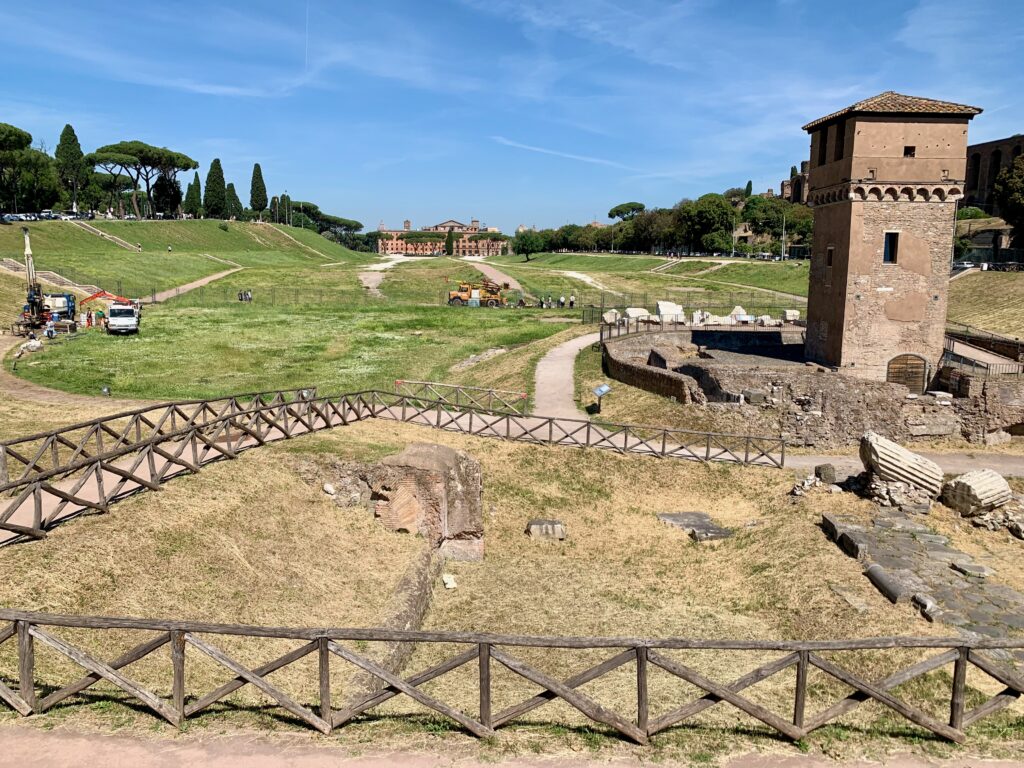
[[558, 295, 566, 308], [569, 294, 576, 309]]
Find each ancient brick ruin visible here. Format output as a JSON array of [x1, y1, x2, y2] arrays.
[[316, 443, 485, 561]]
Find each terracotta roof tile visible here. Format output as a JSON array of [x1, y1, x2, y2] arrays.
[[802, 91, 982, 131]]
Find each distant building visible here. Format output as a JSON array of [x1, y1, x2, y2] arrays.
[[802, 91, 981, 390], [780, 161, 810, 203], [964, 135, 1024, 215], [376, 218, 508, 256]]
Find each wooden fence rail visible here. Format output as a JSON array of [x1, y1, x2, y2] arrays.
[[1, 609, 1023, 743], [0, 388, 784, 546], [394, 380, 529, 414]]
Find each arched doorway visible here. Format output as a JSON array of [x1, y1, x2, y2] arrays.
[[887, 354, 928, 393]]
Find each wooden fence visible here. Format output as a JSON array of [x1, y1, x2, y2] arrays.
[[394, 380, 529, 414], [1, 609, 1023, 743], [0, 388, 784, 546]]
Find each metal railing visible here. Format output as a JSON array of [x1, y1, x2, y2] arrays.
[[941, 339, 1024, 378], [1, 609, 1022, 743], [598, 316, 806, 344]]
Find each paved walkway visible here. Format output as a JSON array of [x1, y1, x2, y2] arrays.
[[0, 727, 1019, 768], [532, 332, 600, 418]]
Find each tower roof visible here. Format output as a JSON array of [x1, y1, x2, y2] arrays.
[[802, 91, 982, 132]]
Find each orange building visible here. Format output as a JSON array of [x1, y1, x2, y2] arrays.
[[377, 218, 509, 257]]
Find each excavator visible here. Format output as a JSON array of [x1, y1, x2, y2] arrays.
[[12, 228, 77, 336]]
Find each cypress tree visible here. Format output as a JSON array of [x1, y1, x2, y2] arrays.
[[744, 179, 753, 197], [444, 227, 455, 255], [183, 171, 203, 218], [270, 195, 279, 223], [55, 124, 88, 212], [203, 158, 227, 218], [225, 183, 243, 220], [249, 163, 268, 219]]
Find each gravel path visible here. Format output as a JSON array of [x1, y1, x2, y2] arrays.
[[532, 332, 600, 418], [462, 258, 522, 292], [0, 727, 1020, 768], [148, 267, 243, 303]]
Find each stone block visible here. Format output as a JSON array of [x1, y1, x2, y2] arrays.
[[624, 307, 650, 319], [985, 430, 1011, 447], [602, 309, 621, 325], [814, 463, 837, 484], [951, 562, 995, 579], [658, 512, 732, 542], [942, 469, 1013, 516], [742, 389, 766, 405], [526, 519, 566, 540]]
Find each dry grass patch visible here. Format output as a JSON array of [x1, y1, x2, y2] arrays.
[[0, 446, 423, 732], [948, 272, 1024, 336], [1, 420, 1022, 760]]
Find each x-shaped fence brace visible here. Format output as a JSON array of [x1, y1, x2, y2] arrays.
[[0, 388, 784, 546], [3, 615, 1024, 744]]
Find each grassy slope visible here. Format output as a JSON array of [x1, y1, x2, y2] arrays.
[[0, 221, 367, 295], [948, 272, 1024, 336]]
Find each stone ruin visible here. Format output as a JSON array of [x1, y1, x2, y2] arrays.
[[316, 443, 485, 561]]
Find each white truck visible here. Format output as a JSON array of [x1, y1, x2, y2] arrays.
[[106, 302, 141, 335]]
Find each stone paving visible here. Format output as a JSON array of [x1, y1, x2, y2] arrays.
[[824, 507, 1024, 662]]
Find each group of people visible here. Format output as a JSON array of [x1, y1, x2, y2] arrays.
[[539, 294, 576, 309], [237, 290, 253, 302]]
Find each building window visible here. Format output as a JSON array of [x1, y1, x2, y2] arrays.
[[883, 232, 899, 264], [826, 246, 834, 267], [903, 146, 916, 158], [816, 128, 828, 167], [833, 120, 846, 162]]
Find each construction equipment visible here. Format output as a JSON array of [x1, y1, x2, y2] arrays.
[[82, 290, 141, 335], [12, 227, 77, 336], [447, 279, 508, 307]]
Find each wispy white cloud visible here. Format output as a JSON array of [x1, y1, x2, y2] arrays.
[[491, 135, 643, 171]]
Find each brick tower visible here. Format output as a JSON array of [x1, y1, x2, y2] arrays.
[[802, 92, 981, 392]]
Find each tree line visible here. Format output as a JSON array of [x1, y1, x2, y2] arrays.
[[0, 121, 363, 238], [512, 187, 814, 259]]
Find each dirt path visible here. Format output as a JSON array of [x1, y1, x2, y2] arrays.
[[787, 451, 1024, 478], [0, 727, 1019, 768], [147, 267, 244, 303], [358, 271, 384, 297], [532, 332, 600, 418], [462, 258, 523, 292]]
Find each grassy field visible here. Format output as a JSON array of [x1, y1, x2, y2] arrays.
[[492, 252, 670, 272], [1, 419, 1019, 759], [7, 302, 573, 400], [948, 272, 1024, 336]]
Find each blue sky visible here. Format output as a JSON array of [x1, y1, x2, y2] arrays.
[[1, 0, 1021, 232]]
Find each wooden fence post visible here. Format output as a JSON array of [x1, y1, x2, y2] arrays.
[[171, 629, 185, 724], [950, 647, 968, 730], [479, 643, 492, 729], [793, 650, 808, 729], [17, 621, 35, 711], [636, 646, 648, 734], [319, 637, 331, 724]]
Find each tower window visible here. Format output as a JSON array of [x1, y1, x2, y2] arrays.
[[883, 232, 899, 264], [834, 120, 846, 162], [903, 146, 916, 158], [826, 246, 834, 267], [816, 128, 828, 167]]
